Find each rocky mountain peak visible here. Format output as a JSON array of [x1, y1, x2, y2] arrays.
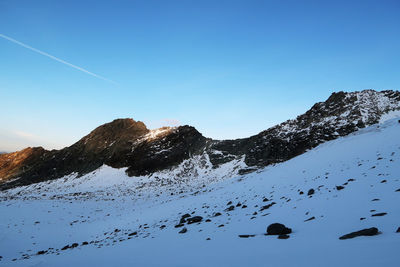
[[1, 89, 399, 190], [79, 118, 149, 152]]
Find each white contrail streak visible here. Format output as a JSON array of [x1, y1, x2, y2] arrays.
[[0, 33, 117, 84]]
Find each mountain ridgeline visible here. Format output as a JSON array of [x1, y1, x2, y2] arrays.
[[1, 89, 399, 190]]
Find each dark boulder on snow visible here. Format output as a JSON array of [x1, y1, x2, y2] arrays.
[[396, 227, 400, 233], [336, 185, 345, 190], [371, 212, 387, 217], [307, 189, 315, 196], [225, 205, 235, 212], [187, 216, 203, 224], [266, 223, 292, 235], [178, 227, 187, 234], [339, 227, 379, 240]]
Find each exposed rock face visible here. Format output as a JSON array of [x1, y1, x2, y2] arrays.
[[1, 89, 400, 190], [123, 126, 207, 176], [210, 90, 400, 167], [0, 119, 207, 189], [0, 147, 46, 182], [0, 119, 151, 188]]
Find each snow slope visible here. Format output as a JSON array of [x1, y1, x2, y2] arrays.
[[0, 117, 400, 266]]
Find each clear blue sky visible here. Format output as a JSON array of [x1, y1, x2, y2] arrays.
[[1, 0, 399, 152]]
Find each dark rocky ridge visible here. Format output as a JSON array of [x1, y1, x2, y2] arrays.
[[211, 90, 400, 167], [1, 89, 399, 190]]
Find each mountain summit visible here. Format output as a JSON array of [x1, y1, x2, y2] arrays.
[[1, 89, 399, 190]]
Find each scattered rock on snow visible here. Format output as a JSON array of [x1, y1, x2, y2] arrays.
[[179, 227, 187, 234], [238, 234, 256, 238], [339, 227, 379, 240], [187, 216, 203, 224], [260, 202, 276, 211], [181, 213, 191, 219], [307, 189, 315, 196], [371, 212, 387, 217], [304, 216, 315, 222], [225, 205, 235, 212]]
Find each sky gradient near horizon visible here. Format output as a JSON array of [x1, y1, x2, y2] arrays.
[[1, 0, 400, 152]]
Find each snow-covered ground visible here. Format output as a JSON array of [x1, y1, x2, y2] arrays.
[[1, 117, 400, 266]]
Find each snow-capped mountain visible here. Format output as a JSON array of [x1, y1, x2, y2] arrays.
[[0, 105, 399, 266], [1, 89, 400, 190]]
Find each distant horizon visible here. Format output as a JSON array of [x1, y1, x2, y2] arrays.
[[1, 0, 399, 152]]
